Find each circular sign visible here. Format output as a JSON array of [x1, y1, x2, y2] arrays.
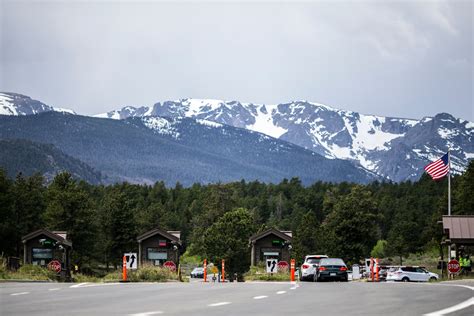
[[163, 261, 176, 271], [48, 260, 62, 273], [448, 259, 460, 274], [277, 261, 289, 272]]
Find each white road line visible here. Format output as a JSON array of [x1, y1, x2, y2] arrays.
[[253, 295, 268, 300], [440, 284, 474, 291], [423, 297, 474, 316], [11, 292, 29, 296], [129, 311, 163, 316], [48, 288, 61, 291], [208, 302, 231, 307], [276, 290, 286, 294], [70, 282, 120, 288], [70, 282, 88, 288]]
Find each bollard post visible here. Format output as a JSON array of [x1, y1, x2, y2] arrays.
[[290, 258, 295, 281], [370, 257, 374, 282], [122, 255, 127, 282], [203, 259, 207, 283], [375, 258, 379, 282], [222, 259, 225, 282]]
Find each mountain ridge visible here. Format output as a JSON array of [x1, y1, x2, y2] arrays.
[[1, 92, 472, 182], [0, 111, 378, 185]]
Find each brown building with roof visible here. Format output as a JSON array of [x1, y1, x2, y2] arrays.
[[249, 228, 292, 266], [442, 215, 474, 258], [137, 228, 182, 267], [22, 229, 72, 276]]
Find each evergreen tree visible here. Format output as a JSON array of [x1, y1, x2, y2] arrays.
[[99, 188, 138, 268], [454, 160, 474, 214], [202, 208, 255, 279], [43, 172, 96, 265], [293, 211, 319, 263], [320, 185, 379, 263], [0, 169, 14, 256], [11, 173, 46, 257]]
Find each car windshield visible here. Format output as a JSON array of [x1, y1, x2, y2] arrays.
[[193, 268, 203, 272], [388, 267, 399, 272], [306, 258, 321, 264], [320, 258, 345, 266]]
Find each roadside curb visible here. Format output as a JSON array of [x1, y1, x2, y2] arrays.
[[0, 279, 57, 283]]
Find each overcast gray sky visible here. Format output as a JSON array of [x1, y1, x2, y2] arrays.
[[1, 0, 472, 120]]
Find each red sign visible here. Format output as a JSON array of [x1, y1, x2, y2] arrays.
[[277, 261, 289, 272], [448, 259, 461, 274], [163, 261, 176, 271], [48, 260, 62, 273]]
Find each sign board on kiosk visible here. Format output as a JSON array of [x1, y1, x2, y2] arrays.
[[266, 259, 278, 273], [124, 253, 138, 270]]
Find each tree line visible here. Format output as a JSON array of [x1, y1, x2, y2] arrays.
[[0, 161, 472, 275]]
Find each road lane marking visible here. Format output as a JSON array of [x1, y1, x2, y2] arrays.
[[129, 311, 163, 316], [70, 282, 120, 288], [70, 282, 88, 288], [253, 295, 268, 300], [423, 297, 474, 316], [11, 292, 29, 296], [208, 302, 231, 307], [440, 284, 474, 291], [276, 291, 286, 294], [48, 288, 61, 291]]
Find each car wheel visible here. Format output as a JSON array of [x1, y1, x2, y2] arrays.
[[402, 277, 409, 282], [429, 277, 437, 282]]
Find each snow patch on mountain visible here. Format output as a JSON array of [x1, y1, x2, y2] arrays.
[[142, 117, 180, 139], [0, 93, 16, 115], [247, 104, 287, 138], [196, 119, 223, 128], [184, 99, 224, 116], [53, 107, 76, 115]]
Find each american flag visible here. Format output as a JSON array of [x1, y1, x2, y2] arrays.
[[424, 153, 450, 180]]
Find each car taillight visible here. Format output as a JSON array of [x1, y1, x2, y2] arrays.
[[302, 264, 309, 269], [319, 267, 327, 271], [340, 267, 347, 271]]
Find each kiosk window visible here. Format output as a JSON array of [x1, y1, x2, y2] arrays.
[[147, 248, 167, 260], [32, 248, 53, 259], [32, 248, 53, 266]]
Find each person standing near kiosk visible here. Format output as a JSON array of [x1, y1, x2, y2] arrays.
[[465, 254, 472, 275]]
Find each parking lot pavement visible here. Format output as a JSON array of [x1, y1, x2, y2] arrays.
[[1, 280, 473, 316]]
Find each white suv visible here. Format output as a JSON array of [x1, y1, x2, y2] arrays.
[[300, 255, 328, 281], [386, 266, 438, 282]]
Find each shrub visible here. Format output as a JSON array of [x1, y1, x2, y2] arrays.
[[103, 265, 179, 282], [244, 265, 290, 282], [2, 265, 58, 281], [72, 273, 101, 283]]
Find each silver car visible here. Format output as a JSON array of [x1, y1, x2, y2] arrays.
[[386, 266, 438, 282], [300, 255, 328, 281]]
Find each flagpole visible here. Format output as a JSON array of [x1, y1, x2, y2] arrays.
[[447, 150, 452, 270], [448, 149, 451, 216]]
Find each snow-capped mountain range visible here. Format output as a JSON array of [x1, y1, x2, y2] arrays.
[[95, 98, 473, 182], [1, 92, 472, 182], [0, 92, 75, 115]]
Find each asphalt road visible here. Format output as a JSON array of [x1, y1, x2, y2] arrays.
[[1, 280, 473, 316]]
